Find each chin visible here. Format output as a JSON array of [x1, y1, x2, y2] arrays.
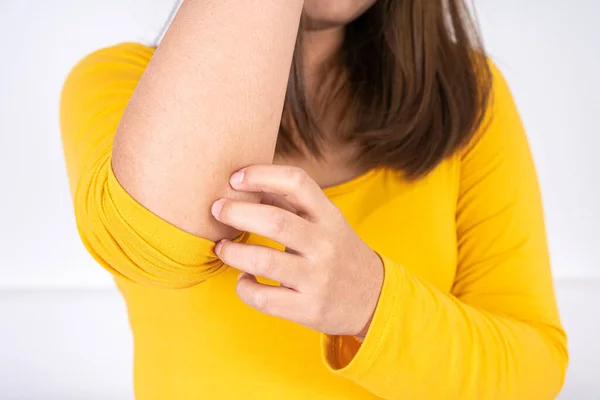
[[302, 0, 377, 30]]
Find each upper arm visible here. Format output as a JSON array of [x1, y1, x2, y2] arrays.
[[453, 62, 564, 334]]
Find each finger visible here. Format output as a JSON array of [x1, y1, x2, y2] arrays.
[[229, 165, 331, 221], [211, 199, 315, 253], [261, 192, 297, 214], [215, 240, 306, 289], [236, 273, 305, 322], [260, 194, 304, 255]]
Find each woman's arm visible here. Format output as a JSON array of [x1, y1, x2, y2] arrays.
[[112, 0, 304, 241], [319, 62, 568, 398], [60, 0, 303, 288]]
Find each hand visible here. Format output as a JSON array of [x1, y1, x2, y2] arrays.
[[210, 165, 384, 339]]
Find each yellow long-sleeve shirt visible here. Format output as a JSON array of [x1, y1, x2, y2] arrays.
[[60, 42, 568, 399]]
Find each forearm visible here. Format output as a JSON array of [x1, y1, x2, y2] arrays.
[[112, 0, 304, 240], [324, 256, 568, 399]]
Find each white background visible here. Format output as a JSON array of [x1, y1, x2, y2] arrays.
[[0, 1, 598, 399]]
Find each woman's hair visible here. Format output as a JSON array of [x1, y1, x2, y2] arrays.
[[281, 0, 492, 179], [158, 0, 492, 179]]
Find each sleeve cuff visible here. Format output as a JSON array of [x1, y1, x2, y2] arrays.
[[321, 252, 403, 379], [87, 163, 249, 288]]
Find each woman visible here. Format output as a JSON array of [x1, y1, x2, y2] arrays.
[[60, 0, 568, 398]]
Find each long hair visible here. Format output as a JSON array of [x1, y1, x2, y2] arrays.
[[280, 0, 491, 179]]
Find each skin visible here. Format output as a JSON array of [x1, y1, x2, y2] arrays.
[[214, 164, 383, 339], [112, 0, 382, 339], [303, 0, 377, 30]]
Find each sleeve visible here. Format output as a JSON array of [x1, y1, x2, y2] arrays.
[[60, 43, 248, 289], [320, 63, 568, 399]]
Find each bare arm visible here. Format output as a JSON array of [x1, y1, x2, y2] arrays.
[[112, 0, 304, 241]]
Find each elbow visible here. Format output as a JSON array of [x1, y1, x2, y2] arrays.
[[551, 330, 569, 396], [72, 162, 233, 289], [528, 322, 569, 399], [541, 341, 569, 399], [74, 200, 229, 289]]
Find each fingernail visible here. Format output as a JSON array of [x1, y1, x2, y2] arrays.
[[237, 273, 244, 281], [211, 199, 225, 218], [214, 239, 226, 257], [230, 170, 245, 187]]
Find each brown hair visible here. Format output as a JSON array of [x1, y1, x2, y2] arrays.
[[279, 0, 492, 179]]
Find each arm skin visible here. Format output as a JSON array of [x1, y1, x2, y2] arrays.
[[111, 0, 305, 241]]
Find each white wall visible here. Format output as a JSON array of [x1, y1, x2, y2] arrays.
[[477, 0, 600, 280], [0, 1, 599, 398], [0, 0, 179, 289]]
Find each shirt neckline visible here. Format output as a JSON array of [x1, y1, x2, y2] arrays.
[[321, 168, 381, 198]]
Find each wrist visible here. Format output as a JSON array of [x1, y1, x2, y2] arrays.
[[354, 314, 373, 342], [352, 250, 384, 341]]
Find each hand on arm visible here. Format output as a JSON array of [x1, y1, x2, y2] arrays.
[[211, 164, 384, 338]]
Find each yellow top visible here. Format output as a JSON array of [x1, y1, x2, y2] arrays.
[[60, 42, 568, 399]]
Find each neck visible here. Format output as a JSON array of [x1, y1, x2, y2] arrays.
[[277, 27, 364, 186], [300, 26, 345, 88]]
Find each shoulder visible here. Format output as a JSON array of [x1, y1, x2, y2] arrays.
[[68, 42, 154, 73], [487, 59, 518, 120], [59, 43, 156, 152], [61, 42, 155, 96], [60, 43, 155, 125], [459, 58, 526, 161]]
